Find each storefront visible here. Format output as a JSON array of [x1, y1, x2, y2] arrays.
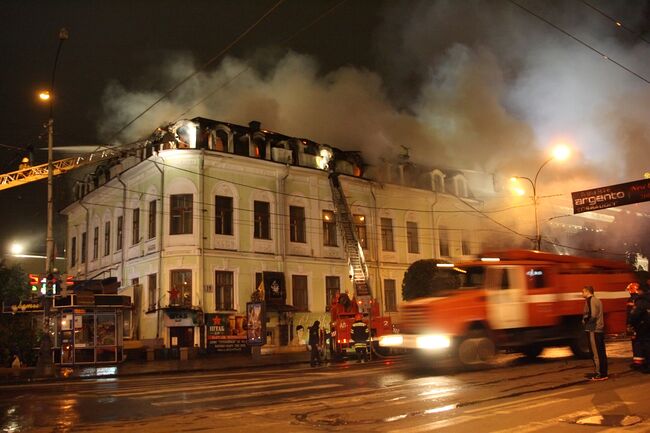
[[52, 293, 131, 365]]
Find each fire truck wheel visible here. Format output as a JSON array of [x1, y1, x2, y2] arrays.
[[476, 337, 496, 362], [570, 333, 591, 359], [457, 338, 479, 365]]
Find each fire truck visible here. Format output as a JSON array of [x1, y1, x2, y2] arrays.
[[329, 292, 393, 360], [380, 250, 636, 366]]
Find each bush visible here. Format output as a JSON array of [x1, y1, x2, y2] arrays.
[[402, 259, 461, 301]]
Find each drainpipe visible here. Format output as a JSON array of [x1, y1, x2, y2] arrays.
[[278, 164, 290, 268], [151, 156, 164, 340], [79, 200, 90, 278], [430, 191, 439, 259], [117, 174, 128, 295], [370, 183, 383, 311], [198, 149, 205, 347]]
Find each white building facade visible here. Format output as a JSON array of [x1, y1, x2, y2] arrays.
[[62, 118, 492, 352]]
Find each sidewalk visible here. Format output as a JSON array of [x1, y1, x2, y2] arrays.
[[0, 350, 312, 385]]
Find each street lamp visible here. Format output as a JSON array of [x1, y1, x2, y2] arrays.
[[511, 145, 570, 251], [35, 28, 68, 378]]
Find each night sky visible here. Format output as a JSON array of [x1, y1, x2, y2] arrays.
[[2, 0, 650, 258]]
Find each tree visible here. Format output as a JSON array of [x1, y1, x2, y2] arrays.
[[0, 261, 38, 367], [402, 259, 461, 301]]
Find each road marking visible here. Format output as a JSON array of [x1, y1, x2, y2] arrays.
[[150, 383, 341, 406], [103, 376, 314, 397], [463, 387, 582, 414]]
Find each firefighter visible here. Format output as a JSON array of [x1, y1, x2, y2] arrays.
[[626, 282, 644, 369], [308, 320, 322, 367], [628, 284, 650, 373], [351, 314, 369, 363]]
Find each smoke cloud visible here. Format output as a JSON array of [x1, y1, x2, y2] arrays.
[[98, 0, 650, 256]]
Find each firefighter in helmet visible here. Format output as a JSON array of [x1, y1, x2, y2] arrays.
[[626, 282, 644, 369], [351, 313, 369, 363], [629, 284, 650, 373]]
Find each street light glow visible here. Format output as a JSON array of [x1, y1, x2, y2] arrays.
[[10, 243, 24, 255], [552, 144, 570, 161], [38, 90, 51, 101]]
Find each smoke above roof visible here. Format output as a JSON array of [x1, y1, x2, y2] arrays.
[[99, 0, 650, 194]]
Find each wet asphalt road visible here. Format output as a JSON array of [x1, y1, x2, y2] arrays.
[[1, 340, 649, 433]]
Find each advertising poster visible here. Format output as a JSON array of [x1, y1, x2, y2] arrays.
[[246, 302, 266, 346], [205, 313, 247, 352]]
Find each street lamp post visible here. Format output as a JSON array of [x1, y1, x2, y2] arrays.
[[511, 145, 570, 251], [35, 28, 68, 378]]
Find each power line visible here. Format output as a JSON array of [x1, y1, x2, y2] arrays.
[[106, 0, 287, 144], [507, 0, 650, 84], [174, 0, 347, 121], [580, 0, 650, 45]]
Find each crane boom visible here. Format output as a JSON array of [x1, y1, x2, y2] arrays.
[[0, 142, 145, 192]]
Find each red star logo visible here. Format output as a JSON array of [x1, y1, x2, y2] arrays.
[[212, 316, 222, 326]]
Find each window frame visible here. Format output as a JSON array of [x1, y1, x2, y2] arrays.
[[170, 194, 193, 235], [322, 210, 337, 247], [215, 270, 235, 311], [253, 200, 271, 240], [289, 206, 306, 243], [215, 195, 233, 236], [291, 275, 309, 311], [406, 221, 419, 254], [380, 217, 395, 252]]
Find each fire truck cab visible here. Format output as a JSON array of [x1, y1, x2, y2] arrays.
[[382, 250, 635, 366]]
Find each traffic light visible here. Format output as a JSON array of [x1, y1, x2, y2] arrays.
[[29, 274, 40, 293]]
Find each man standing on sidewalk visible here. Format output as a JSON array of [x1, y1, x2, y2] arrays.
[[582, 285, 608, 381]]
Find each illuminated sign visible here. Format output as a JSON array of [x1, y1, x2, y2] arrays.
[[572, 178, 650, 214]]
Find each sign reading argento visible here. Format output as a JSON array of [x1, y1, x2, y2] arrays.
[[572, 178, 650, 214]]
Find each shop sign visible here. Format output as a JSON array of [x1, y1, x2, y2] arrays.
[[572, 178, 650, 214], [4, 302, 42, 313], [205, 313, 247, 352], [246, 302, 267, 346], [163, 310, 195, 327]]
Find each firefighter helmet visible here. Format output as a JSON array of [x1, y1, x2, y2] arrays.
[[627, 282, 639, 294]]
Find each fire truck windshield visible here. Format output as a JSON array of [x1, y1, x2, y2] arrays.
[[457, 266, 485, 288]]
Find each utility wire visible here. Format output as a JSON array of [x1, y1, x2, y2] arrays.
[[507, 0, 650, 84], [580, 0, 650, 45], [174, 0, 347, 121], [106, 0, 286, 144]]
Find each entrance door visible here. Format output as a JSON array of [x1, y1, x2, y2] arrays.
[[170, 327, 194, 347], [485, 266, 528, 330]]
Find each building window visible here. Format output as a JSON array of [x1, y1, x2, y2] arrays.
[[215, 271, 234, 310], [148, 273, 157, 311], [132, 208, 140, 245], [93, 226, 99, 260], [254, 201, 270, 239], [455, 177, 467, 197], [292, 275, 308, 311], [116, 216, 123, 251], [148, 200, 157, 239], [104, 221, 111, 256], [70, 236, 77, 267], [461, 230, 471, 256], [384, 279, 397, 312], [170, 194, 193, 235], [439, 226, 449, 257], [170, 269, 192, 307], [289, 206, 306, 243], [354, 214, 367, 249], [407, 221, 419, 254], [433, 173, 444, 192], [322, 210, 337, 246], [381, 218, 394, 251], [81, 232, 87, 264], [325, 276, 340, 312], [215, 195, 233, 236]]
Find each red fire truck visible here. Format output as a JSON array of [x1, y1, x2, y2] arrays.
[[329, 293, 393, 360], [380, 250, 636, 366]]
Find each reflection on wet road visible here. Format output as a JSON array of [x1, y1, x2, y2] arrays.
[[1, 340, 649, 432]]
